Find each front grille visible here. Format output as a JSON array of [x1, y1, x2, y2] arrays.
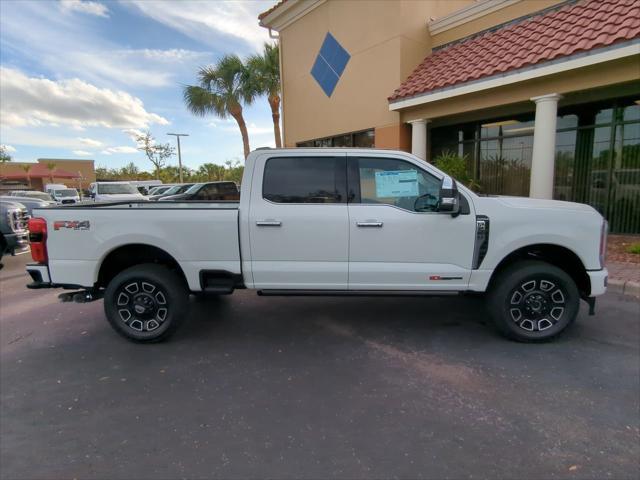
[[7, 208, 30, 233], [61, 199, 75, 204]]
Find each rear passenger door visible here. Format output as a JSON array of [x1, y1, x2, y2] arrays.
[[248, 154, 349, 289]]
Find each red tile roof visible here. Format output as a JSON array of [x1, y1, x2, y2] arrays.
[[258, 0, 289, 21], [389, 0, 640, 102]]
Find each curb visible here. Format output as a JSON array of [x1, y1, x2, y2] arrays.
[[608, 278, 640, 299]]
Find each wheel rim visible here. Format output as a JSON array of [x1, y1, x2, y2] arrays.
[[115, 280, 168, 333], [508, 278, 567, 332]]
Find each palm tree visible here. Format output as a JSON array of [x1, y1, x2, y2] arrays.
[[198, 163, 225, 181], [247, 42, 282, 148], [45, 162, 57, 183], [184, 55, 253, 159], [21, 164, 32, 187]]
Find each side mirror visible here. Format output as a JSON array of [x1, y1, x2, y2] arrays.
[[438, 175, 460, 215]]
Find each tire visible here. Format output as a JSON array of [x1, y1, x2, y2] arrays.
[[104, 264, 189, 343], [487, 260, 580, 342]]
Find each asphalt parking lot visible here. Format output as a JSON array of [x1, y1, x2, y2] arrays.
[[1, 254, 638, 480]]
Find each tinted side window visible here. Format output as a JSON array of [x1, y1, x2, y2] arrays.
[[263, 157, 346, 204], [195, 184, 218, 200], [356, 157, 440, 212]]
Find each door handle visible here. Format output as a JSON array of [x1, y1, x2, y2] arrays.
[[356, 221, 383, 227], [256, 220, 282, 227]]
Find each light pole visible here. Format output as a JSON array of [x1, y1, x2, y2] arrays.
[[167, 133, 189, 183]]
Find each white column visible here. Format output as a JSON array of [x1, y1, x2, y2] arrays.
[[529, 93, 562, 199], [408, 119, 429, 161]]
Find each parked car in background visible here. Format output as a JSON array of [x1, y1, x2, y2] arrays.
[[45, 183, 67, 194], [129, 180, 163, 196], [159, 181, 239, 201], [0, 196, 55, 216], [50, 188, 80, 205], [88, 182, 148, 203], [8, 191, 54, 201], [0, 199, 29, 267], [149, 183, 194, 201], [148, 185, 174, 196]]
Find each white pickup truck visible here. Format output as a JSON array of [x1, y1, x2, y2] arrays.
[[26, 148, 608, 343]]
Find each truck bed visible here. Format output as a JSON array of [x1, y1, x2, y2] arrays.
[[32, 201, 241, 291]]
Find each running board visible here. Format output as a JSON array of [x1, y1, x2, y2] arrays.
[[257, 289, 461, 297]]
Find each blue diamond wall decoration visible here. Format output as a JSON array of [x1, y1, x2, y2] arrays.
[[311, 32, 350, 97]]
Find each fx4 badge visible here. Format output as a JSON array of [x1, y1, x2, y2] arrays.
[[53, 220, 90, 231]]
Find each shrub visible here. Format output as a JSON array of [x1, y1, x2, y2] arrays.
[[432, 150, 480, 190], [626, 243, 640, 255]]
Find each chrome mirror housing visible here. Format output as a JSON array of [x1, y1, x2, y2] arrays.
[[438, 175, 460, 215]]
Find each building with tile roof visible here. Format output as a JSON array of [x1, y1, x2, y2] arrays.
[[260, 0, 640, 233]]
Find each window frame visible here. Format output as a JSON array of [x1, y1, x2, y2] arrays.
[[348, 156, 442, 213], [347, 156, 470, 215], [261, 155, 348, 205]]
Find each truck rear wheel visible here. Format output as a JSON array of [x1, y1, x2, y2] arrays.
[[104, 264, 189, 342], [487, 260, 579, 342]]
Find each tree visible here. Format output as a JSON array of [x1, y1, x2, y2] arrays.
[[120, 162, 140, 180], [198, 163, 225, 181], [45, 161, 57, 183], [247, 42, 282, 148], [21, 164, 33, 187], [0, 145, 12, 164], [136, 131, 175, 179], [184, 55, 253, 159]]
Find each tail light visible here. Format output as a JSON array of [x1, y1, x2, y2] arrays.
[[28, 217, 48, 264], [599, 220, 608, 268]]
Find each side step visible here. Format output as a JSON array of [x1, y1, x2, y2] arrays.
[[257, 290, 460, 297]]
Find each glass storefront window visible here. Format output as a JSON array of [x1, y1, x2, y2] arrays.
[[429, 97, 640, 232], [297, 129, 375, 148]]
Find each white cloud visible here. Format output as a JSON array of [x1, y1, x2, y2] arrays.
[[123, 128, 146, 143], [101, 146, 138, 155], [0, 67, 169, 129], [211, 119, 273, 136], [60, 0, 109, 18], [1, 144, 17, 153], [124, 1, 270, 51], [72, 150, 92, 156], [78, 137, 103, 147]]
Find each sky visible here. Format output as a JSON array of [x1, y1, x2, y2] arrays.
[[0, 0, 278, 172]]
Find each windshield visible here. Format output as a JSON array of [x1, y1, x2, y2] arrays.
[[54, 189, 78, 197], [184, 183, 204, 194], [14, 192, 53, 201], [164, 184, 194, 195], [151, 186, 170, 195], [97, 183, 139, 195]]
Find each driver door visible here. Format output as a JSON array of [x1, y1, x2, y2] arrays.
[[347, 154, 476, 290]]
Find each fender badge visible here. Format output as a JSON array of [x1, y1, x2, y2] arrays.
[[53, 220, 90, 231]]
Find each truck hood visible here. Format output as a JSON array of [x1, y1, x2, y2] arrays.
[[493, 196, 598, 214]]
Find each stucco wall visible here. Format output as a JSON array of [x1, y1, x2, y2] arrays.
[[430, 0, 565, 47], [278, 0, 473, 147]]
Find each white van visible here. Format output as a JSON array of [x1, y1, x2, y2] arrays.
[[50, 188, 80, 205]]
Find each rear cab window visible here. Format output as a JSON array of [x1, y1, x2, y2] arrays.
[[262, 156, 347, 204]]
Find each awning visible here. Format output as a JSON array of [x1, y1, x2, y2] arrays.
[[1, 164, 81, 180]]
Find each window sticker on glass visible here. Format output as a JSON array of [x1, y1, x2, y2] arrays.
[[375, 170, 419, 198]]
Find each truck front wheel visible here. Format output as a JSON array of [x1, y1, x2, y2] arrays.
[[104, 264, 189, 342], [487, 260, 580, 342]]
